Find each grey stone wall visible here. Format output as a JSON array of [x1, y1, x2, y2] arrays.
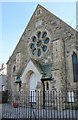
[[7, 4, 78, 94]]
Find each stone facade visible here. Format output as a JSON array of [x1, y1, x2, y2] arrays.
[[7, 4, 78, 100]]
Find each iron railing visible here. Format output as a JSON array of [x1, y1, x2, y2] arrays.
[[1, 90, 78, 120]]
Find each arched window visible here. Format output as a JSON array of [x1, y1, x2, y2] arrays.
[[72, 52, 78, 82], [13, 65, 16, 73]]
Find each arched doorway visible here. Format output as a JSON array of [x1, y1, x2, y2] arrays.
[[29, 72, 39, 102], [21, 60, 42, 102], [29, 73, 37, 92]]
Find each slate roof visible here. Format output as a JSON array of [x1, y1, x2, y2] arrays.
[[31, 59, 52, 80], [41, 64, 52, 80], [15, 77, 21, 83], [15, 59, 52, 83]]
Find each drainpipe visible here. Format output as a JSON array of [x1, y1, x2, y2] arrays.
[[63, 39, 68, 92], [41, 80, 45, 109]]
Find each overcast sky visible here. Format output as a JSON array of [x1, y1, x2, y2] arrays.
[[1, 1, 77, 64]]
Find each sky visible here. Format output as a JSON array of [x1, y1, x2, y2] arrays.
[[1, 1, 77, 64]]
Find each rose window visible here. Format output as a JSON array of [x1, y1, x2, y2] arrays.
[[30, 31, 50, 57]]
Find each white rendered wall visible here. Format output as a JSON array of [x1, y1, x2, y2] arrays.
[[0, 75, 7, 91], [0, 64, 7, 75]]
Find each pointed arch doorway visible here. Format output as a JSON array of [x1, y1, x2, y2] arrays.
[[29, 72, 37, 102], [29, 73, 37, 92], [21, 59, 42, 102]]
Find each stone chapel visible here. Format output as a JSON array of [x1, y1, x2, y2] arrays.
[[7, 4, 78, 100]]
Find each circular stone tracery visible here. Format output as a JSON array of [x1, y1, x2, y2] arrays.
[[30, 30, 50, 58]]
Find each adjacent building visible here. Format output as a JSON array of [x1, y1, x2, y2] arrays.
[[0, 64, 7, 91], [0, 64, 8, 103]]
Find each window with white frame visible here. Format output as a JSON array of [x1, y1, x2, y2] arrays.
[[2, 85, 5, 91], [67, 91, 74, 102]]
